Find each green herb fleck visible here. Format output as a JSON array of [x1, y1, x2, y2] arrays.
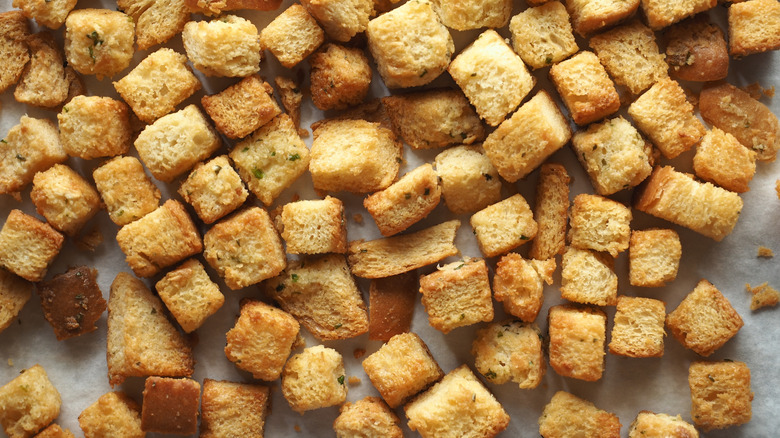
[[75, 312, 84, 323], [459, 313, 465, 320], [242, 146, 249, 152], [276, 283, 286, 292], [520, 235, 529, 240], [485, 369, 497, 379], [454, 263, 465, 270], [471, 72, 477, 77], [483, 173, 493, 181], [337, 375, 345, 385], [419, 69, 428, 77], [288, 153, 301, 161], [291, 273, 299, 282], [75, 271, 83, 277], [75, 294, 85, 301], [708, 375, 715, 382], [334, 323, 342, 329], [497, 331, 503, 338], [15, 154, 25, 162], [117, 210, 124, 217], [0, 139, 6, 143], [545, 56, 553, 64], [252, 167, 264, 179], [63, 106, 69, 113], [745, 121, 751, 128], [87, 31, 103, 46], [270, 151, 276, 156], [88, 46, 96, 62], [360, 249, 367, 253]]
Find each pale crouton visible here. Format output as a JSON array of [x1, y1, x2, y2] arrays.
[[539, 391, 621, 437], [282, 345, 348, 413], [548, 305, 606, 381], [93, 156, 161, 226], [200, 379, 270, 438], [64, 9, 135, 79], [689, 361, 752, 431], [0, 269, 31, 334], [11, 0, 75, 29], [78, 392, 143, 438], [0, 116, 66, 196], [666, 279, 743, 356], [471, 194, 538, 258], [609, 296, 666, 357], [629, 229, 681, 287], [265, 254, 368, 340], [37, 266, 106, 341], [729, 0, 780, 56], [310, 44, 372, 111], [693, 128, 756, 193], [275, 76, 306, 137], [183, 15, 261, 77], [113, 48, 201, 124], [627, 78, 706, 158], [628, 411, 699, 438], [178, 156, 248, 224], [58, 96, 131, 160], [634, 166, 743, 241], [155, 259, 224, 333], [334, 397, 402, 438], [550, 51, 620, 126], [118, 0, 190, 50], [185, 0, 282, 14], [472, 320, 546, 389], [757, 246, 774, 258], [449, 29, 534, 127], [746, 282, 780, 310], [364, 164, 441, 236], [665, 16, 729, 82], [568, 194, 631, 257], [530, 163, 570, 260], [482, 91, 572, 182], [404, 365, 510, 438], [0, 365, 61, 438], [560, 246, 617, 306], [35, 424, 74, 438], [509, 2, 578, 69], [0, 210, 64, 282], [362, 332, 443, 408], [14, 32, 71, 108], [368, 272, 417, 341], [201, 74, 281, 139], [493, 254, 555, 322], [260, 4, 324, 68], [641, 0, 716, 30], [280, 196, 347, 254], [565, 0, 639, 36], [419, 258, 493, 333], [0, 11, 31, 93], [434, 145, 502, 214], [302, 0, 373, 42], [29, 164, 100, 237], [230, 114, 310, 206], [432, 0, 512, 30], [366, 0, 453, 88], [141, 377, 200, 435]]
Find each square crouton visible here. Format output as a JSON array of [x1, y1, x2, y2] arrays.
[[264, 254, 368, 340], [366, 0, 453, 88], [58, 96, 131, 159], [0, 210, 64, 282], [201, 380, 269, 438], [419, 258, 494, 333], [565, 0, 639, 36], [0, 116, 66, 195], [155, 259, 225, 333], [471, 194, 538, 258], [449, 29, 534, 127], [482, 91, 571, 182], [203, 207, 286, 290], [260, 4, 324, 68], [230, 114, 310, 206], [609, 296, 666, 357], [629, 229, 681, 287], [729, 0, 780, 57], [141, 377, 200, 435], [63, 9, 134, 79], [282, 345, 347, 413], [641, 0, 717, 30], [530, 163, 570, 260], [434, 146, 501, 215], [113, 48, 201, 124], [35, 424, 74, 438], [224, 299, 300, 380], [182, 15, 261, 77], [310, 119, 401, 193], [364, 164, 441, 236], [310, 44, 372, 111], [116, 200, 202, 278], [548, 305, 607, 381], [539, 391, 621, 437], [280, 196, 347, 254], [666, 279, 743, 356], [301, 0, 373, 42], [78, 391, 143, 438], [117, 0, 190, 50], [627, 78, 706, 159], [36, 266, 107, 341], [471, 320, 546, 389], [333, 397, 403, 438], [433, 0, 512, 30], [13, 32, 72, 109], [693, 128, 757, 193], [185, 0, 283, 14], [134, 104, 222, 183], [572, 116, 653, 196], [93, 156, 161, 226], [0, 10, 30, 95], [628, 411, 698, 438], [30, 164, 101, 236], [0, 268, 31, 334], [404, 365, 510, 438], [178, 156, 248, 224], [666, 16, 729, 82], [368, 272, 417, 342], [561, 246, 618, 306], [689, 361, 752, 431], [201, 74, 281, 139], [493, 254, 555, 322], [362, 332, 444, 408], [549, 51, 620, 126], [0, 365, 60, 438], [509, 2, 578, 69], [568, 194, 632, 257], [12, 0, 75, 30]]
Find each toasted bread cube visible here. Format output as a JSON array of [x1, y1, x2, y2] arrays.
[[493, 254, 555, 322], [78, 391, 143, 438], [310, 44, 372, 111], [182, 15, 261, 77], [260, 4, 324, 68], [509, 2, 578, 69], [549, 51, 620, 126], [34, 424, 74, 438], [404, 365, 510, 438], [0, 365, 61, 438], [106, 272, 194, 385], [560, 246, 617, 306], [37, 266, 107, 340], [471, 194, 538, 258], [118, 0, 189, 50], [0, 210, 64, 282], [609, 296, 665, 357], [30, 164, 101, 236], [364, 164, 441, 236], [0, 269, 31, 334], [64, 9, 134, 79], [113, 48, 201, 124], [628, 78, 705, 159], [334, 397, 402, 438], [14, 32, 71, 109], [419, 258, 493, 333], [434, 146, 499, 215], [282, 345, 347, 413], [642, 0, 716, 30], [539, 391, 621, 437], [368, 272, 417, 342], [565, 0, 639, 36], [264, 254, 368, 340], [141, 377, 200, 435], [178, 156, 248, 224], [530, 163, 570, 260], [224, 299, 300, 380], [362, 332, 444, 408], [548, 305, 606, 381], [483, 91, 571, 182], [366, 0, 453, 88], [472, 320, 546, 389], [11, 0, 75, 29], [629, 229, 681, 287], [201, 74, 281, 139], [634, 166, 743, 241], [665, 16, 729, 82], [693, 128, 757, 193], [628, 411, 699, 438], [729, 0, 780, 56], [569, 194, 631, 257], [204, 207, 285, 290], [201, 379, 269, 438], [449, 29, 534, 127], [432, 0, 512, 30], [185, 0, 283, 14], [0, 10, 30, 94], [58, 96, 131, 159], [302, 0, 373, 42], [280, 196, 347, 254], [667, 279, 743, 356], [155, 259, 224, 333], [689, 361, 752, 431], [93, 156, 161, 226], [0, 116, 66, 195]]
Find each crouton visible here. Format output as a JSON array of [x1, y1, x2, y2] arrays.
[[539, 391, 620, 437], [0, 210, 64, 282], [93, 156, 161, 226], [364, 164, 441, 236], [280, 196, 347, 255], [548, 305, 607, 381], [155, 259, 224, 333], [568, 194, 631, 257], [36, 266, 106, 341], [183, 15, 261, 77], [693, 128, 756, 193], [530, 163, 570, 260], [432, 0, 512, 30], [493, 254, 555, 322], [472, 320, 546, 389], [29, 164, 100, 237], [0, 11, 31, 94], [0, 365, 61, 438], [368, 271, 417, 342], [665, 16, 729, 82], [301, 0, 373, 42], [141, 377, 200, 435], [757, 246, 774, 258], [509, 2, 578, 69], [333, 397, 402, 438], [641, 0, 716, 30], [11, 0, 75, 29], [728, 0, 780, 56], [471, 194, 538, 258], [310, 44, 372, 111], [433, 146, 499, 215], [419, 258, 493, 333], [549, 51, 620, 125], [64, 9, 135, 79], [0, 116, 66, 196], [185, 0, 282, 14], [282, 345, 348, 413], [629, 229, 681, 287], [609, 296, 666, 357], [565, 0, 639, 36], [274, 76, 306, 137], [201, 74, 281, 140], [14, 32, 71, 108], [560, 246, 618, 306], [746, 282, 780, 310], [628, 411, 699, 438], [34, 424, 74, 438], [118, 0, 189, 50], [0, 269, 31, 334], [200, 379, 270, 438], [689, 361, 752, 431], [78, 392, 143, 438], [58, 96, 131, 160], [178, 156, 248, 224], [260, 4, 324, 68]]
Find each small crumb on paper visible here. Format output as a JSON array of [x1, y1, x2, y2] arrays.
[[348, 376, 361, 386], [746, 282, 780, 311], [758, 246, 774, 258], [7, 359, 13, 367], [353, 348, 366, 359], [353, 213, 363, 224]]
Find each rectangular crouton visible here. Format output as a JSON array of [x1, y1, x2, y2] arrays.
[[641, 0, 717, 30], [0, 116, 66, 195], [472, 320, 546, 389], [30, 164, 101, 236], [689, 361, 752, 431], [509, 2, 578, 69], [431, 0, 513, 30], [309, 44, 372, 111], [530, 163, 570, 260], [93, 156, 161, 226], [280, 196, 347, 254], [565, 0, 639, 36], [36, 266, 106, 341], [368, 271, 417, 342], [155, 259, 224, 333], [178, 155, 248, 224], [0, 10, 30, 93], [301, 0, 373, 42], [547, 305, 607, 381], [14, 32, 71, 108], [201, 379, 270, 438], [0, 268, 31, 334], [629, 229, 681, 287], [539, 391, 620, 437], [693, 128, 756, 193], [141, 377, 200, 435], [628, 411, 699, 438], [58, 95, 131, 159], [549, 51, 620, 126], [609, 296, 666, 357], [493, 254, 555, 322], [282, 346, 347, 413], [118, 0, 190, 50], [201, 74, 281, 139], [561, 246, 618, 306], [182, 15, 261, 77], [471, 194, 538, 258], [334, 397, 403, 438], [434, 146, 501, 214], [0, 210, 64, 282], [12, 0, 75, 29], [728, 0, 780, 57], [78, 391, 142, 438], [568, 194, 632, 257], [260, 4, 324, 68], [0, 365, 61, 438]]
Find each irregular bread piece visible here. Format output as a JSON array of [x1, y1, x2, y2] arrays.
[[14, 32, 71, 108], [628, 411, 699, 438], [140, 377, 200, 435], [0, 365, 61, 438], [118, 0, 190, 50], [547, 305, 607, 381], [200, 379, 270, 438], [0, 11, 30, 94], [368, 271, 417, 342], [665, 15, 729, 82], [36, 266, 106, 341], [155, 259, 224, 333], [538, 391, 620, 437], [529, 163, 570, 260], [333, 397, 403, 438], [434, 145, 500, 215], [728, 0, 780, 57], [182, 15, 261, 77], [93, 156, 161, 226], [30, 164, 101, 236], [493, 254, 555, 322], [0, 268, 31, 334], [608, 296, 666, 358], [280, 196, 347, 254], [78, 391, 143, 438], [201, 74, 281, 140]]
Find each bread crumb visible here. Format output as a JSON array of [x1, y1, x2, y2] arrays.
[[776, 179, 780, 199], [352, 213, 364, 224], [6, 359, 12, 367], [746, 282, 780, 310], [348, 376, 361, 385], [758, 246, 774, 258], [75, 225, 103, 252], [353, 348, 366, 359], [294, 425, 301, 432]]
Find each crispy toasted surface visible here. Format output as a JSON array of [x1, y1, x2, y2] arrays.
[[693, 128, 756, 193], [665, 16, 729, 82], [539, 391, 620, 437], [549, 51, 620, 126], [434, 145, 500, 215], [689, 361, 752, 431], [185, 0, 283, 14], [310, 44, 372, 111], [728, 0, 780, 57], [260, 4, 324, 68], [609, 296, 666, 357], [302, 0, 373, 42], [472, 320, 546, 389], [561, 246, 617, 306], [155, 259, 224, 333], [37, 266, 106, 341], [282, 345, 347, 413], [0, 268, 31, 334], [178, 155, 248, 225], [747, 282, 780, 310], [0, 116, 66, 195], [30, 164, 101, 236], [333, 396, 402, 438], [141, 377, 200, 435], [14, 32, 70, 108], [34, 424, 74, 438], [0, 10, 30, 94], [432, 0, 512, 30], [183, 15, 261, 77], [530, 163, 570, 260], [275, 76, 306, 137], [201, 379, 270, 438], [493, 254, 554, 322], [368, 271, 417, 342], [63, 9, 135, 79], [565, 0, 639, 36], [0, 209, 64, 282], [628, 411, 699, 438], [280, 196, 347, 254], [629, 228, 681, 287], [12, 0, 76, 29], [78, 391, 143, 438], [0, 365, 61, 438], [471, 194, 538, 258], [568, 194, 631, 257], [118, 0, 189, 50], [547, 305, 606, 381], [509, 1, 578, 70], [93, 156, 161, 226], [641, 0, 716, 30], [201, 75, 281, 139], [58, 95, 131, 160]]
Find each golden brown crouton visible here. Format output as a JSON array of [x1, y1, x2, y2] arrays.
[[548, 305, 607, 381], [0, 365, 61, 438], [310, 44, 372, 111], [471, 194, 538, 258], [178, 156, 248, 224], [58, 96, 131, 160], [78, 391, 143, 438], [333, 397, 402, 438], [200, 379, 270, 438], [560, 246, 617, 306], [36, 266, 106, 341], [693, 128, 757, 193], [434, 146, 500, 215], [689, 361, 752, 431], [182, 15, 261, 77], [493, 254, 555, 322], [550, 51, 620, 126], [641, 0, 716, 30], [564, 0, 639, 36], [539, 391, 620, 437], [432, 0, 512, 30], [11, 0, 75, 30], [0, 268, 31, 334], [609, 296, 666, 357], [30, 164, 101, 237], [568, 194, 632, 257], [368, 272, 417, 342], [472, 320, 546, 389], [364, 164, 441, 236], [728, 0, 780, 57], [530, 163, 570, 260], [629, 229, 681, 287], [509, 1, 578, 70], [302, 0, 373, 42], [141, 377, 200, 435], [0, 10, 30, 93], [118, 0, 189, 50], [14, 32, 71, 108], [185, 0, 282, 14], [274, 76, 307, 137], [201, 75, 281, 140], [746, 282, 780, 310], [93, 156, 161, 226], [34, 424, 74, 438], [155, 259, 224, 333], [665, 16, 729, 82], [260, 4, 324, 68], [628, 411, 699, 438], [282, 345, 347, 413], [0, 210, 64, 282], [64, 9, 135, 79], [0, 116, 66, 196], [280, 196, 347, 255]]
